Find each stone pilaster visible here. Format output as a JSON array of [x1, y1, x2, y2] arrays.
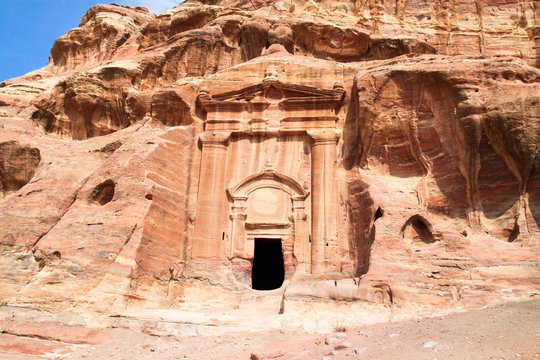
[[309, 131, 339, 274], [292, 197, 310, 272], [192, 132, 230, 258], [283, 219, 296, 279], [229, 197, 247, 258]]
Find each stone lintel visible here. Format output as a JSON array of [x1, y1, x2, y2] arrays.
[[201, 101, 269, 112], [230, 129, 308, 137], [205, 115, 338, 132]]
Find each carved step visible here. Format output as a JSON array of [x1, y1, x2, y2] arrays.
[[238, 289, 285, 314]]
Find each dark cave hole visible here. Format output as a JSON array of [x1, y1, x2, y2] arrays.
[[374, 207, 383, 221], [411, 218, 436, 244], [402, 215, 437, 245], [90, 179, 115, 205], [508, 222, 519, 243], [251, 238, 285, 291]]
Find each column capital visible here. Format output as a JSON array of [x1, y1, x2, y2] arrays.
[[230, 213, 247, 220], [199, 132, 231, 147], [308, 130, 340, 145]]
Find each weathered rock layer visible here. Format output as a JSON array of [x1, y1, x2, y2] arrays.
[[0, 0, 538, 314]]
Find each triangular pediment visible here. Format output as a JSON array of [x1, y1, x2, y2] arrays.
[[210, 81, 343, 102], [197, 78, 345, 109]]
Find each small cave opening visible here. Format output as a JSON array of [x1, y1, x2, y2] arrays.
[[402, 215, 436, 245], [508, 222, 519, 243], [251, 238, 285, 291], [374, 207, 383, 221], [89, 179, 115, 205], [0, 141, 41, 197]]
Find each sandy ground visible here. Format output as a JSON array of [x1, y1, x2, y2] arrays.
[[59, 299, 540, 360]]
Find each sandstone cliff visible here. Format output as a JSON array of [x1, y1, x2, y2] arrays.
[[0, 0, 538, 316]]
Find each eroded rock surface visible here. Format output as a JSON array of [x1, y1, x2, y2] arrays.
[[0, 141, 41, 198], [0, 0, 538, 327]]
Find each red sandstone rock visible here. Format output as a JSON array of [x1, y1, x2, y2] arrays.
[[0, 334, 77, 357], [0, 322, 109, 345], [0, 0, 538, 330]]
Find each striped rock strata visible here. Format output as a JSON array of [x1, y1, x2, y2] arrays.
[[0, 0, 538, 322]]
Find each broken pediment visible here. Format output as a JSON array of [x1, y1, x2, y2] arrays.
[[199, 82, 344, 104], [197, 68, 345, 132]]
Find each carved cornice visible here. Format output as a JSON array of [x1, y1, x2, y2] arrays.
[[199, 131, 231, 147], [197, 81, 345, 113], [308, 130, 340, 145]]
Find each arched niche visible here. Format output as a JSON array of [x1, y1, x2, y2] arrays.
[[227, 170, 309, 201], [227, 170, 310, 278], [227, 170, 309, 234], [246, 187, 290, 224]]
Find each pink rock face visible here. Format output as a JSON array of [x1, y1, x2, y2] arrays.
[[0, 0, 538, 313]]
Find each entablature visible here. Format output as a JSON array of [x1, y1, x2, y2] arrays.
[[197, 69, 345, 133]]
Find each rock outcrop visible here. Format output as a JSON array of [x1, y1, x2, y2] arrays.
[[0, 0, 538, 320]]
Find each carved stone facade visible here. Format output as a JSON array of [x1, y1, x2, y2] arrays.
[[192, 70, 345, 287]]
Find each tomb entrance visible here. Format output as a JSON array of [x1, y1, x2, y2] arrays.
[[192, 68, 345, 282], [252, 238, 285, 290]]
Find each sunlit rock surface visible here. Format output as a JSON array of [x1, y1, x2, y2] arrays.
[[0, 0, 538, 331]]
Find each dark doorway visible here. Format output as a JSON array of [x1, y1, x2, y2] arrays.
[[252, 238, 285, 290]]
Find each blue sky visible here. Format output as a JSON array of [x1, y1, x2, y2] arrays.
[[0, 0, 182, 82]]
